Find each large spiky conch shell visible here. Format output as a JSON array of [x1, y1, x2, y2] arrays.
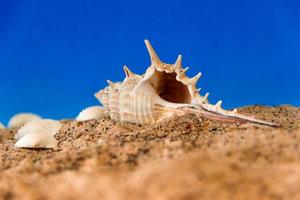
[[95, 40, 279, 127]]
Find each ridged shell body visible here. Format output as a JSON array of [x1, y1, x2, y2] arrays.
[[95, 40, 279, 127], [76, 106, 108, 121], [119, 77, 160, 124], [15, 119, 62, 140], [8, 113, 42, 128], [98, 76, 172, 124]]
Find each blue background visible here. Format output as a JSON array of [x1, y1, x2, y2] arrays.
[[0, 0, 299, 124]]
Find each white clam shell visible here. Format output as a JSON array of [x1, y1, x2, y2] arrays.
[[15, 119, 62, 140], [76, 106, 106, 121], [15, 132, 58, 149], [8, 113, 42, 128], [0, 122, 5, 129]]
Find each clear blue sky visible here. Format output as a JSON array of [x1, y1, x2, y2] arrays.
[[0, 0, 299, 123]]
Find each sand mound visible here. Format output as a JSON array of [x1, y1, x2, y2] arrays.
[[0, 105, 299, 200]]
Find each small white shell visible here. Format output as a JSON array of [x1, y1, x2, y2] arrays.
[[76, 106, 107, 121], [15, 132, 58, 149], [0, 122, 5, 129], [8, 113, 42, 128], [15, 119, 62, 140]]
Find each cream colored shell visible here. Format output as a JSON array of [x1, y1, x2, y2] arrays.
[[8, 113, 42, 128], [95, 40, 279, 127], [15, 119, 62, 140], [76, 106, 107, 121], [15, 132, 58, 149], [0, 122, 5, 129], [14, 119, 61, 149]]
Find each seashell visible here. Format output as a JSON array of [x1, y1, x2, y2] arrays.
[[15, 119, 62, 140], [15, 132, 58, 149], [76, 106, 108, 121], [0, 122, 5, 129], [8, 113, 42, 128], [95, 40, 280, 127]]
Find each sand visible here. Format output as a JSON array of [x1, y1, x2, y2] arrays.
[[0, 105, 299, 200]]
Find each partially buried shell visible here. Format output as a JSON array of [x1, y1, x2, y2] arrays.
[[15, 119, 62, 140], [15, 132, 58, 149], [0, 122, 5, 129], [76, 106, 108, 121], [14, 119, 61, 149], [95, 40, 279, 127], [8, 113, 42, 128]]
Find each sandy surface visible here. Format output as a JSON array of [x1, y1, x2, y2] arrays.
[[0, 105, 299, 200]]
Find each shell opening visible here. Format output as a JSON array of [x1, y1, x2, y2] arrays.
[[149, 71, 191, 104]]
